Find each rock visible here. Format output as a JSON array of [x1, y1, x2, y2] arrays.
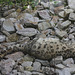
[[3, 19, 15, 32], [23, 54, 34, 62], [22, 61, 33, 68], [64, 9, 74, 15], [42, 67, 51, 75], [22, 61, 33, 71], [55, 64, 66, 69], [5, 52, 24, 61], [33, 62, 41, 71], [17, 65, 24, 72], [68, 0, 75, 10], [24, 71, 32, 75], [50, 56, 63, 65], [69, 13, 75, 21], [55, 28, 67, 38], [69, 34, 74, 40], [19, 13, 40, 27], [32, 72, 44, 75], [63, 58, 74, 66], [35, 59, 49, 66], [38, 22, 51, 31], [38, 10, 51, 20], [15, 23, 24, 30], [58, 11, 65, 18], [70, 27, 75, 33], [7, 33, 19, 42], [9, 18, 17, 23], [3, 9, 15, 17], [16, 28, 39, 37], [0, 18, 5, 26], [0, 35, 6, 42], [0, 59, 15, 75], [7, 12, 18, 18], [41, 2, 50, 8], [60, 20, 71, 29]]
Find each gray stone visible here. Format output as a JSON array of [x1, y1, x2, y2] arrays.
[[23, 54, 34, 62], [15, 23, 24, 30], [42, 67, 51, 75], [5, 52, 24, 61], [16, 28, 39, 37], [69, 34, 74, 39], [32, 72, 44, 75], [0, 18, 5, 26], [3, 9, 15, 17], [35, 59, 49, 66], [24, 71, 32, 75], [7, 12, 18, 18], [0, 59, 15, 75], [38, 10, 51, 20], [3, 19, 15, 32], [17, 65, 24, 72], [69, 13, 75, 21], [63, 58, 74, 66], [60, 20, 71, 29], [7, 33, 19, 42], [68, 0, 75, 10], [64, 9, 74, 15], [55, 28, 67, 38], [22, 61, 33, 67], [50, 56, 63, 65], [0, 35, 6, 42], [33, 62, 41, 71], [41, 2, 50, 8], [19, 13, 40, 26], [58, 11, 65, 18], [38, 22, 51, 31]]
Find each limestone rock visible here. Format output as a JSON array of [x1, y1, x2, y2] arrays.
[[3, 19, 15, 32], [16, 28, 39, 37], [69, 13, 75, 21], [0, 35, 6, 42], [38, 22, 51, 31]]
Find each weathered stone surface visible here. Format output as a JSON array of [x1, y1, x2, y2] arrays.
[[68, 0, 75, 10], [38, 22, 51, 31], [24, 71, 32, 75], [64, 9, 74, 15], [55, 29, 67, 38], [16, 28, 39, 37], [69, 13, 75, 21], [58, 11, 65, 18], [3, 19, 15, 32], [23, 54, 34, 62], [35, 59, 49, 66], [18, 13, 40, 26], [41, 2, 50, 8], [3, 9, 15, 17], [50, 56, 63, 65], [0, 35, 6, 42], [5, 52, 24, 61], [15, 23, 24, 30], [0, 59, 15, 75], [60, 20, 71, 29], [32, 72, 44, 75], [63, 58, 74, 65], [7, 33, 19, 42], [38, 10, 51, 20], [33, 62, 41, 71]]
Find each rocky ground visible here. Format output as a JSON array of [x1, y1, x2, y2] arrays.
[[0, 0, 75, 75]]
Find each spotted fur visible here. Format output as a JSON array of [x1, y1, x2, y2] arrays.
[[0, 38, 75, 59]]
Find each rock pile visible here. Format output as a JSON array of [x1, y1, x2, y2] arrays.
[[0, 0, 75, 75]]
